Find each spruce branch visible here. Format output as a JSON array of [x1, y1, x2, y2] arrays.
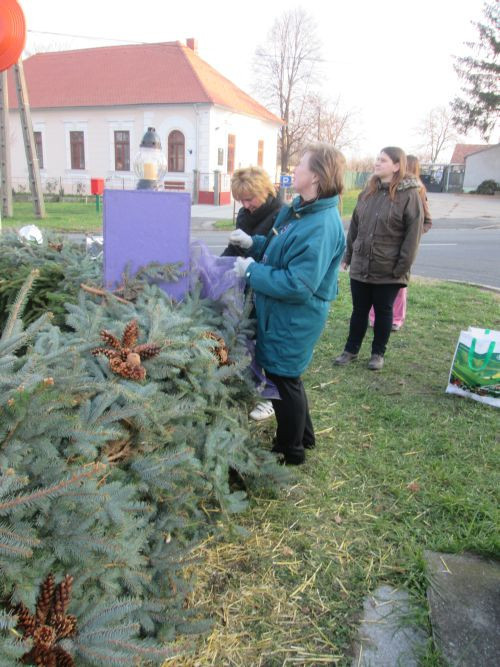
[[1, 269, 39, 341], [0, 464, 106, 513]]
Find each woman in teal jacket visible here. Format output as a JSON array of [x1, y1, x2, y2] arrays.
[[231, 143, 346, 464]]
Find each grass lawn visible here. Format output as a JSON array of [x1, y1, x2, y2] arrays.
[[168, 275, 499, 666], [2, 200, 103, 233], [5, 191, 361, 234], [214, 190, 361, 230]]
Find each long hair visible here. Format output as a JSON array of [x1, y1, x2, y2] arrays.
[[364, 146, 407, 201], [407, 154, 427, 198], [231, 166, 276, 204], [406, 154, 420, 178], [303, 142, 346, 199]]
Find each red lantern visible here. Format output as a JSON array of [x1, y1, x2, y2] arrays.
[[0, 0, 27, 72]]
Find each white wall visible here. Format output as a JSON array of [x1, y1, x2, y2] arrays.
[[9, 104, 203, 193], [8, 103, 280, 196], [211, 107, 280, 185], [463, 145, 500, 191]]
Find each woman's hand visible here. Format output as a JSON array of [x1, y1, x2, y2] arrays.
[[341, 261, 349, 271], [233, 257, 255, 277], [229, 229, 253, 249]]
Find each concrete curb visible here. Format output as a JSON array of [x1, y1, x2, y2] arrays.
[[413, 274, 500, 294]]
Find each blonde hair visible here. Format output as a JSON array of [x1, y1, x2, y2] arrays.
[[302, 143, 346, 198], [365, 146, 407, 201], [231, 166, 276, 204]]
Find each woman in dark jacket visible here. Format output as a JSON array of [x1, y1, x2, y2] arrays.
[[334, 146, 423, 371], [221, 166, 281, 257], [230, 143, 346, 465], [222, 166, 282, 422]]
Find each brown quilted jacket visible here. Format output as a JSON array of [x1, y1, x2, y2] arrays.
[[344, 178, 424, 285]]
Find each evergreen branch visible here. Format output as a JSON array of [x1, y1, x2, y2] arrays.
[[80, 282, 132, 305], [0, 540, 33, 558], [1, 269, 40, 341], [0, 464, 106, 513]]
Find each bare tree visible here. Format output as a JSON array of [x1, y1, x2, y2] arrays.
[[347, 156, 375, 173], [413, 106, 459, 163], [253, 8, 321, 172], [306, 94, 360, 152]]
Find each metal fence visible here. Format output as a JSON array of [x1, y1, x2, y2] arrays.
[[9, 173, 195, 197]]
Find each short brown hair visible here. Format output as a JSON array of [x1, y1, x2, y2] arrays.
[[302, 143, 346, 198], [231, 166, 276, 204]]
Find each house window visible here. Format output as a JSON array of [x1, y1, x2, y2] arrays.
[[218, 148, 224, 166], [168, 130, 185, 172], [34, 131, 44, 169], [257, 140, 264, 167], [227, 134, 236, 174], [114, 130, 130, 171], [70, 131, 85, 170]]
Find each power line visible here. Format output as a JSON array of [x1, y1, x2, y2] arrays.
[[27, 29, 146, 44], [27, 29, 358, 66]]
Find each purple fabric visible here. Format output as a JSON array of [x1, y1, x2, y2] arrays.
[[103, 190, 191, 300], [190, 242, 280, 400], [190, 241, 243, 302]]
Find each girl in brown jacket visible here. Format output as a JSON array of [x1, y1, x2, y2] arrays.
[[335, 147, 423, 370], [368, 154, 432, 330]]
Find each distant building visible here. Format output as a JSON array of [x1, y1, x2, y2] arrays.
[[7, 40, 282, 203], [450, 143, 490, 165], [462, 144, 500, 193]]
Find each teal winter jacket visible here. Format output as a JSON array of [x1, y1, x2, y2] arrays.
[[243, 195, 346, 377]]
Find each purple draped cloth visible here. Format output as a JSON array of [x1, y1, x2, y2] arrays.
[[190, 241, 280, 400]]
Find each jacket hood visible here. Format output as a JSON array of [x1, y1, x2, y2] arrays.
[[378, 177, 420, 192]]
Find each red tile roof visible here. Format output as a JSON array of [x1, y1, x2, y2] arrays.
[[450, 143, 490, 164], [7, 41, 282, 124]]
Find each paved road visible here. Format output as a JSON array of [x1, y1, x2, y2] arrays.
[[191, 220, 500, 289]]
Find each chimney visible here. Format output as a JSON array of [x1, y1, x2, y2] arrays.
[[186, 38, 198, 54]]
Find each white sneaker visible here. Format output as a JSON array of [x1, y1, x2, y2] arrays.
[[249, 401, 275, 421]]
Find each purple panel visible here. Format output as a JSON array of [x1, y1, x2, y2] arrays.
[[103, 189, 191, 300]]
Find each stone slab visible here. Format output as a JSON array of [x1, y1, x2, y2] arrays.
[[352, 585, 428, 666], [425, 550, 500, 666]]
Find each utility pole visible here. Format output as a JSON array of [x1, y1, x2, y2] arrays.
[[13, 60, 45, 218], [0, 70, 13, 220]]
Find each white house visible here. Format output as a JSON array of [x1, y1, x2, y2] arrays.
[[7, 39, 282, 203], [462, 144, 500, 192]]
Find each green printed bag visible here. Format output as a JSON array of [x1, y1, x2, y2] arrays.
[[446, 328, 500, 408]]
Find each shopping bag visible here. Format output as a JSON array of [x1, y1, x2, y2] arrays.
[[446, 329, 500, 408]]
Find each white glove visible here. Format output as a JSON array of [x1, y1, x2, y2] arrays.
[[229, 229, 253, 249], [233, 257, 255, 278]]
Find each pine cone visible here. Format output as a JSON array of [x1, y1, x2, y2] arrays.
[[53, 576, 73, 617], [14, 602, 36, 637], [53, 613, 77, 639], [134, 343, 161, 359], [91, 347, 116, 359], [54, 646, 75, 667], [35, 574, 55, 626], [122, 319, 139, 347], [99, 330, 122, 350], [33, 624, 56, 650]]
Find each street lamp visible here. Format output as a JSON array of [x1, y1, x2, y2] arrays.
[[133, 127, 167, 190]]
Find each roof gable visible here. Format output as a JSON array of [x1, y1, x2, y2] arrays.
[[450, 143, 491, 164], [7, 41, 282, 124]]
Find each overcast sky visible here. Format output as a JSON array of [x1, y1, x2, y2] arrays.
[[19, 0, 487, 161]]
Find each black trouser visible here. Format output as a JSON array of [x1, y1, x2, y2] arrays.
[[345, 279, 403, 356], [265, 371, 315, 461]]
